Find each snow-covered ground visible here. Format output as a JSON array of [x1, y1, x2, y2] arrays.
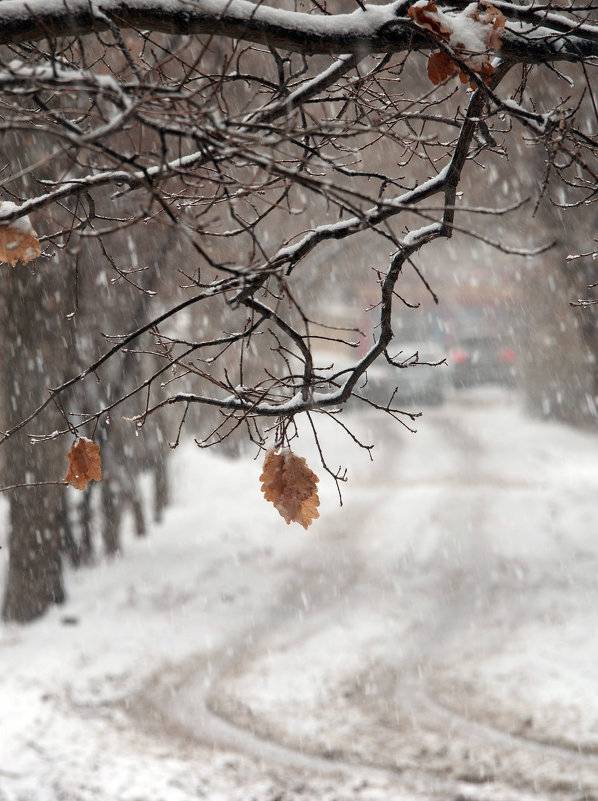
[[1, 387, 598, 801]]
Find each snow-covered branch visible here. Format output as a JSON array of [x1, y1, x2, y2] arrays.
[[0, 0, 596, 62]]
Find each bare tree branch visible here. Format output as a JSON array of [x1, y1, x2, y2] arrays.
[[0, 0, 596, 61]]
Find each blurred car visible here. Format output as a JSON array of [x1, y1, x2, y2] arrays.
[[449, 334, 517, 388], [366, 341, 447, 406]]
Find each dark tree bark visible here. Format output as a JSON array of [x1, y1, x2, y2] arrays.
[[101, 474, 121, 557], [2, 484, 65, 622], [1, 268, 67, 623], [79, 487, 94, 565], [126, 482, 147, 537], [59, 492, 80, 568], [154, 456, 169, 524]]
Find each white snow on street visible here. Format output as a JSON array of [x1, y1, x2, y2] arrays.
[[1, 387, 598, 800]]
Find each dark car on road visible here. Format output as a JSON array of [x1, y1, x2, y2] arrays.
[[449, 334, 517, 388]]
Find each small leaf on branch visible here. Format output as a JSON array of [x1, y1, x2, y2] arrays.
[[64, 437, 102, 491], [260, 448, 320, 529], [0, 202, 41, 266], [427, 50, 459, 84], [408, 0, 505, 87]]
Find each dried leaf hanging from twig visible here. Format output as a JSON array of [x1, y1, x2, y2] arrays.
[[408, 0, 505, 87], [64, 437, 102, 491], [0, 203, 41, 266], [260, 448, 320, 529]]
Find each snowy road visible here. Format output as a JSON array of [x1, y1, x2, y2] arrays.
[[2, 387, 598, 800]]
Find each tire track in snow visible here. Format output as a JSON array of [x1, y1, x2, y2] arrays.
[[127, 529, 414, 792], [379, 400, 598, 796], [131, 391, 598, 800]]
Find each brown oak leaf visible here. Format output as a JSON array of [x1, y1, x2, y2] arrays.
[[0, 203, 41, 266], [64, 437, 102, 491], [260, 448, 320, 530], [427, 50, 459, 84], [409, 0, 505, 87], [408, 1, 451, 41], [473, 1, 506, 51]]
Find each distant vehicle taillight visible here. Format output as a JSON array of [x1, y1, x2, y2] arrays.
[[451, 348, 468, 364], [500, 348, 517, 363]]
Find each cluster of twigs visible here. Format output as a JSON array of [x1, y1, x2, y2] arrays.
[[0, 0, 596, 490]]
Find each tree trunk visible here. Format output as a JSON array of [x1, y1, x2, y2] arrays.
[[101, 477, 121, 556], [59, 492, 80, 567], [154, 454, 169, 524], [79, 487, 94, 564], [126, 481, 147, 537], [2, 484, 65, 622], [1, 267, 69, 623]]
